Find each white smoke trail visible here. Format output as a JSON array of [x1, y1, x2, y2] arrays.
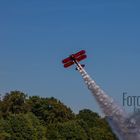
[[77, 66, 140, 140]]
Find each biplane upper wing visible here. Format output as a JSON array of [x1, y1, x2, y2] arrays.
[[62, 50, 86, 64], [76, 54, 87, 62]]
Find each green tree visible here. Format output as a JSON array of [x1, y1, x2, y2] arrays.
[[0, 118, 11, 140], [1, 113, 46, 140], [77, 109, 118, 140], [77, 109, 100, 128], [46, 120, 88, 140], [28, 96, 75, 125], [1, 91, 29, 116], [89, 127, 117, 140], [0, 91, 118, 140]]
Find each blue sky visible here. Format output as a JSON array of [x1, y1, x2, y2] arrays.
[[0, 0, 140, 114]]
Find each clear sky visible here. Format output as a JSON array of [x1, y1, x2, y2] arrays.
[[0, 0, 140, 114]]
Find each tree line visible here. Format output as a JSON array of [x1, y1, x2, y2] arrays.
[[0, 91, 118, 140]]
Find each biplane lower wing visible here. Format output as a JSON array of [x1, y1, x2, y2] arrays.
[[64, 61, 74, 68], [62, 50, 86, 64]]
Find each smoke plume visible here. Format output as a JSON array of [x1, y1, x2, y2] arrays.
[[77, 66, 140, 140]]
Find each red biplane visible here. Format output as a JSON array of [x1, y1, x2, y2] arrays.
[[62, 50, 87, 69]]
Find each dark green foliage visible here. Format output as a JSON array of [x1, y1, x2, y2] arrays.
[[28, 96, 75, 124], [77, 109, 100, 128], [89, 127, 117, 140], [77, 109, 118, 140], [0, 91, 118, 140], [46, 120, 88, 140], [1, 91, 29, 116], [0, 113, 46, 140]]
